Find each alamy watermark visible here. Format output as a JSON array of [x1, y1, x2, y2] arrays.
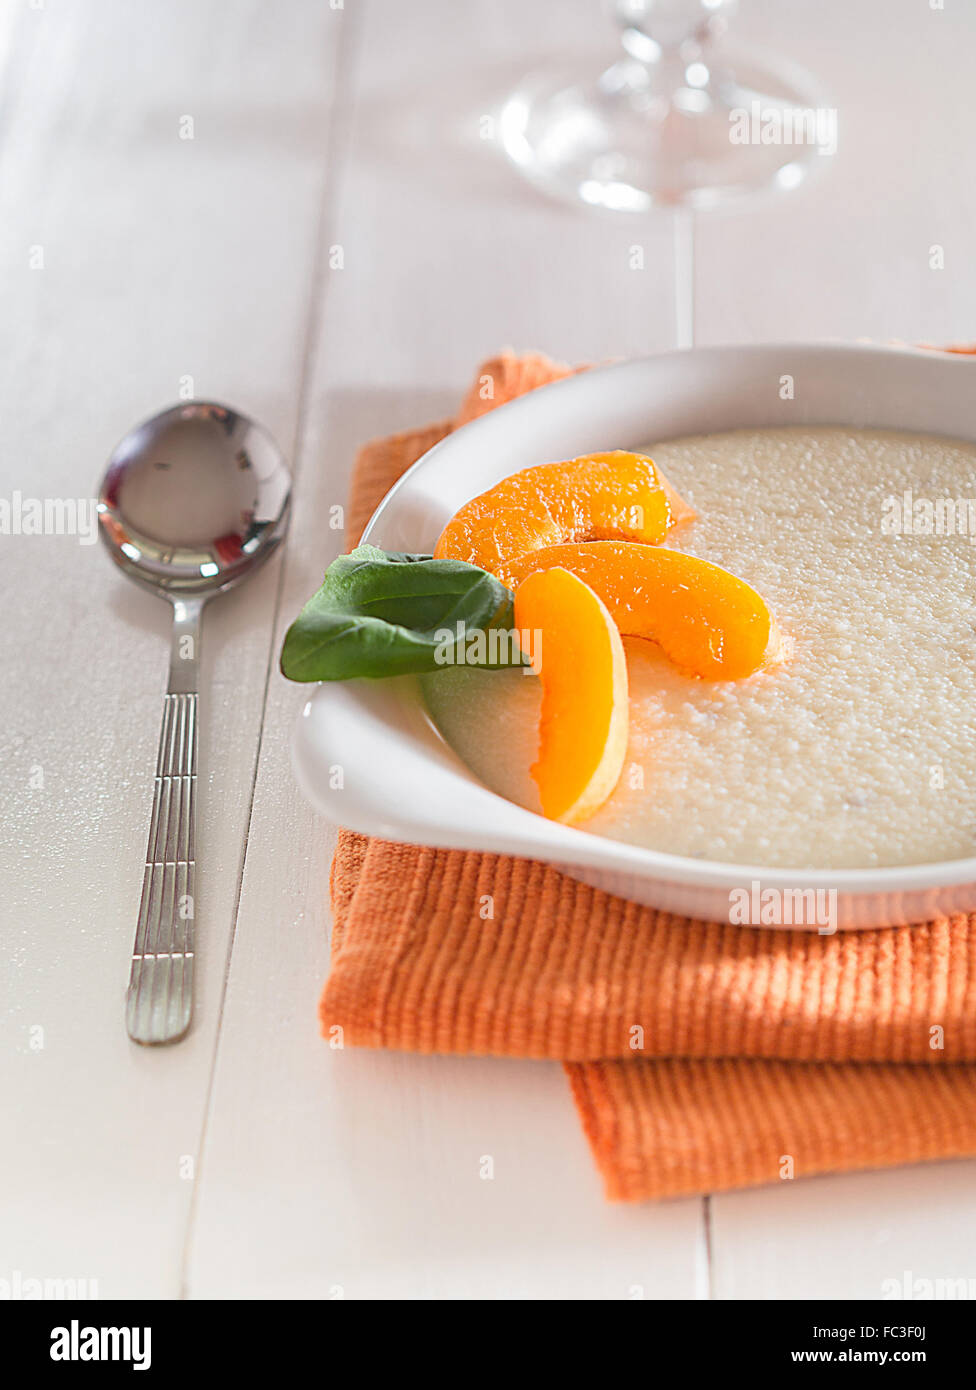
[[50, 1320, 150, 1371], [0, 1269, 98, 1299], [882, 1270, 976, 1300], [433, 623, 541, 671], [729, 880, 837, 934], [881, 490, 976, 544], [729, 100, 838, 157], [0, 492, 98, 545]]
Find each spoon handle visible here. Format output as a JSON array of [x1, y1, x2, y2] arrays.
[[126, 599, 202, 1044]]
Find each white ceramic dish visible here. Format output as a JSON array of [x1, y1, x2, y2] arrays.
[[292, 343, 976, 929]]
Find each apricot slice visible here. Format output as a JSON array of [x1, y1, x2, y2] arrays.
[[435, 451, 695, 590], [513, 567, 628, 825], [508, 541, 781, 680]]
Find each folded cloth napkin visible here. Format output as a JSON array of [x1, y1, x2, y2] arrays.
[[322, 351, 976, 1202]]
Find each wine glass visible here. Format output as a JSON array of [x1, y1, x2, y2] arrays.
[[498, 0, 832, 211]]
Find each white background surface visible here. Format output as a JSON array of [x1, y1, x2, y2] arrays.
[[1, 0, 975, 1300]]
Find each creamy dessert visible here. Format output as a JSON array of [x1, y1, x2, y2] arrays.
[[424, 427, 976, 870]]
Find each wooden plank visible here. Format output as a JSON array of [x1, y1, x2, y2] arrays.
[[712, 1162, 976, 1301], [694, 0, 976, 345], [0, 0, 341, 1297], [696, 0, 976, 1299], [186, 0, 704, 1299]]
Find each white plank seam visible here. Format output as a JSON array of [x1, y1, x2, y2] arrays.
[[177, 1, 364, 1300]]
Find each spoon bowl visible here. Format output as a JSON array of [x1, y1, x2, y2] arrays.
[[98, 401, 291, 1045], [99, 401, 291, 595]]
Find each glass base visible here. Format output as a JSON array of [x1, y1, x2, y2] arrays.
[[499, 47, 831, 212]]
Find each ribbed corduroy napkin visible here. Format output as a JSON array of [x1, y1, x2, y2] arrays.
[[321, 351, 976, 1201]]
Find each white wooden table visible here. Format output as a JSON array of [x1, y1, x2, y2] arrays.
[[2, 0, 975, 1300]]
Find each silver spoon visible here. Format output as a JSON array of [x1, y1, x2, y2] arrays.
[[98, 402, 291, 1045]]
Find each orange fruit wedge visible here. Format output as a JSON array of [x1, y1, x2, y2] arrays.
[[513, 567, 629, 825], [435, 451, 695, 590], [509, 541, 782, 680]]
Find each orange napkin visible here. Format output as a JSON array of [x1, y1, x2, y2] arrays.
[[322, 351, 976, 1201]]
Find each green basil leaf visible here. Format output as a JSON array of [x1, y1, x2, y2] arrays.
[[280, 544, 527, 681]]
